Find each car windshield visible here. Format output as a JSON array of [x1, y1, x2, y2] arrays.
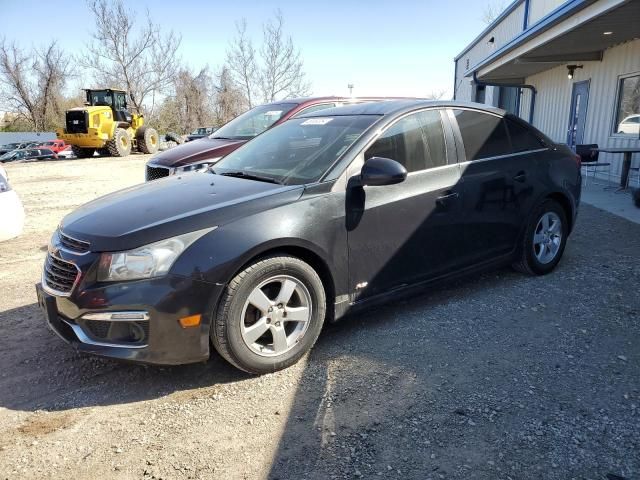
[[213, 115, 379, 185], [210, 103, 297, 141]]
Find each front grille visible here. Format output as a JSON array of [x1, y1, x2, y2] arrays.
[[59, 231, 90, 254], [65, 110, 88, 134], [146, 165, 171, 181], [43, 253, 80, 295]]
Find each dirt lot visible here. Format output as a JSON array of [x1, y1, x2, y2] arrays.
[[0, 156, 639, 480]]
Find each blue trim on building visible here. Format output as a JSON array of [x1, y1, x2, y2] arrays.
[[522, 0, 531, 29], [464, 0, 588, 77]]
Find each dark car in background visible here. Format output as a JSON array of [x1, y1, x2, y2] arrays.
[[186, 126, 216, 142], [0, 142, 39, 155], [37, 100, 580, 374], [0, 148, 57, 163], [145, 96, 395, 180]]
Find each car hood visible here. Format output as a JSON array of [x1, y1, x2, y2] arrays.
[[150, 137, 247, 167], [60, 173, 303, 252]]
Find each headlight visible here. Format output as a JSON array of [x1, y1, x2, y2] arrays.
[[174, 158, 222, 174], [97, 227, 215, 282]]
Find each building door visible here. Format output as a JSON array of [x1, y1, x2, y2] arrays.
[[566, 80, 590, 147]]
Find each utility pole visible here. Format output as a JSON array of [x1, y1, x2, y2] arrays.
[[348, 83, 354, 96]]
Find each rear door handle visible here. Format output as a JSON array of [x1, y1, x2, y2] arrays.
[[513, 172, 527, 183], [436, 191, 459, 208]]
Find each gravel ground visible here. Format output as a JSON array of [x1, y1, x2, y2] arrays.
[[0, 156, 639, 480]]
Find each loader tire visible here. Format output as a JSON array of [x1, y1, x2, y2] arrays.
[[106, 128, 132, 157], [136, 126, 159, 154]]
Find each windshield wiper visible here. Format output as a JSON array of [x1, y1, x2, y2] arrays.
[[219, 171, 282, 184], [212, 136, 234, 140]]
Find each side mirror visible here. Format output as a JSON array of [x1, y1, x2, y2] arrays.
[[358, 157, 407, 187]]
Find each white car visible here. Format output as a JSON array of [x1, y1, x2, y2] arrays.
[[617, 114, 640, 135], [0, 165, 25, 241]]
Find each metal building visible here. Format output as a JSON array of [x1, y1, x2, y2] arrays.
[[454, 0, 640, 181]]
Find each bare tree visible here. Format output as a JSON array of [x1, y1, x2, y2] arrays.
[[226, 19, 257, 109], [425, 89, 450, 100], [174, 67, 213, 132], [259, 11, 310, 103], [78, 0, 181, 114], [481, 1, 507, 25], [0, 39, 73, 131], [226, 11, 310, 107], [213, 66, 246, 125]]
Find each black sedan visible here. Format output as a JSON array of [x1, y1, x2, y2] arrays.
[[36, 100, 581, 374], [0, 148, 57, 163]]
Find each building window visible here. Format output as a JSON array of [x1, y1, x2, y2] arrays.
[[614, 73, 640, 137]]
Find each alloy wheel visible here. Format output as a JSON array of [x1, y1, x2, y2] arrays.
[[240, 275, 312, 357], [533, 211, 562, 264]]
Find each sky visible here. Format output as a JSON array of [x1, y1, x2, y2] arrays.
[[0, 0, 493, 100]]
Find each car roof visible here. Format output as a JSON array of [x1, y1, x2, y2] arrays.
[[265, 96, 417, 108], [298, 100, 507, 118]]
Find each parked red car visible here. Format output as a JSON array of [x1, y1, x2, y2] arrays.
[[145, 97, 401, 180], [36, 140, 67, 153]]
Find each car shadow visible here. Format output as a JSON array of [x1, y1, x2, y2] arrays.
[[0, 303, 246, 412]]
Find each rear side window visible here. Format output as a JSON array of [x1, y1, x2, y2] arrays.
[[453, 109, 510, 160], [506, 119, 544, 152], [365, 110, 447, 173]]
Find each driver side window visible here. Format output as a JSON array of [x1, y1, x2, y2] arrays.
[[365, 110, 447, 173]]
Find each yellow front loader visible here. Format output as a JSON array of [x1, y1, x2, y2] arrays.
[[57, 88, 159, 158]]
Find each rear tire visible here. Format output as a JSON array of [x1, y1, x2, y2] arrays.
[[106, 128, 132, 157], [211, 255, 326, 374], [136, 126, 159, 154], [71, 146, 95, 159], [512, 199, 568, 275]]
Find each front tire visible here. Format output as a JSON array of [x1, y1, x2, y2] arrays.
[[106, 128, 132, 157], [513, 199, 568, 275], [136, 126, 159, 154], [211, 255, 326, 374]]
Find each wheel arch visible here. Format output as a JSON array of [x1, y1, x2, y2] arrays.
[[545, 191, 575, 232], [220, 242, 337, 323]]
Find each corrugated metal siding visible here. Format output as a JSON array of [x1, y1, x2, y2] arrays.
[[0, 132, 56, 145], [454, 1, 526, 100], [528, 0, 569, 25], [523, 39, 640, 180]]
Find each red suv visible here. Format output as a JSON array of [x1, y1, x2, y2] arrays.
[[145, 97, 396, 181]]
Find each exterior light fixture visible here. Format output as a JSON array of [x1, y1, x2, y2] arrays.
[[603, 31, 613, 35], [567, 64, 583, 79]]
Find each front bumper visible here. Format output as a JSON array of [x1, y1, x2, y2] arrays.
[[36, 275, 224, 365], [56, 129, 108, 148]]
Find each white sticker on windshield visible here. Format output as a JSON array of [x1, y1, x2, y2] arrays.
[[265, 110, 283, 116], [301, 118, 333, 125]]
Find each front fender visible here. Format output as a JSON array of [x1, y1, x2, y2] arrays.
[[170, 188, 348, 297]]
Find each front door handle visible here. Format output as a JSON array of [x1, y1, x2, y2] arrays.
[[436, 191, 459, 208], [513, 171, 527, 183]]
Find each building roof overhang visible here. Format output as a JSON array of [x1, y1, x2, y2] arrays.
[[466, 0, 640, 84]]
